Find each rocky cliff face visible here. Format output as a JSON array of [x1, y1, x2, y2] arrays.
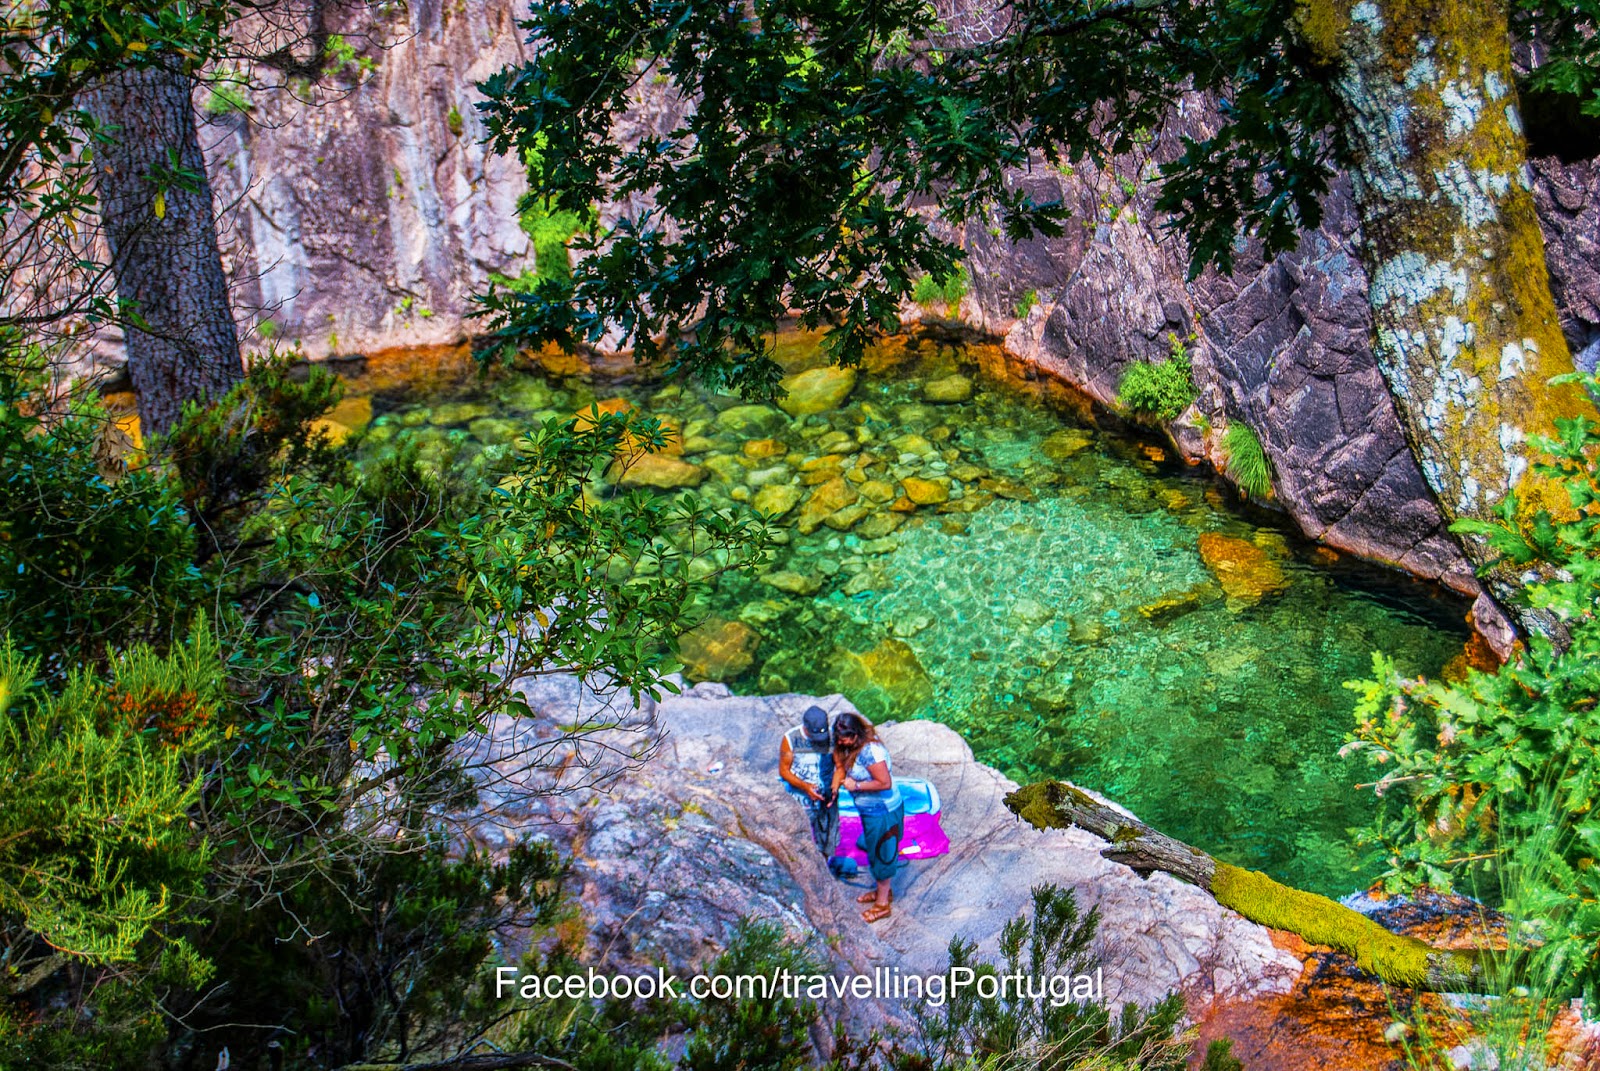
[[956, 109, 1600, 601], [205, 0, 538, 358], [200, 4, 1600, 596]]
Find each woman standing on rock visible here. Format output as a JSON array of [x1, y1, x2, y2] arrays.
[[832, 711, 903, 923]]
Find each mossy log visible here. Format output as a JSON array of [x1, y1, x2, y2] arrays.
[[1004, 781, 1484, 993]]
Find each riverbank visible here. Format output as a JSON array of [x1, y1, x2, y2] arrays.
[[466, 671, 1583, 1070]]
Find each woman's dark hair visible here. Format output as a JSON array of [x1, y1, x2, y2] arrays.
[[833, 711, 877, 750]]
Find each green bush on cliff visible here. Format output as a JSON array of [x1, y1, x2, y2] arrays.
[[1347, 371, 1600, 1006], [1117, 335, 1195, 422], [912, 264, 970, 309]]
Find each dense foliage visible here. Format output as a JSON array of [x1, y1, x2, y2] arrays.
[[511, 884, 1198, 1071], [1115, 337, 1195, 423], [475, 0, 1348, 397], [1347, 373, 1600, 1004], [0, 355, 767, 1066]]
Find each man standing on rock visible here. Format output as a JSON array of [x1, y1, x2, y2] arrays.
[[779, 705, 840, 861]]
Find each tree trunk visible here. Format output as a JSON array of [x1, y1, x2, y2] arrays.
[[81, 65, 244, 439], [1297, 0, 1595, 630], [1004, 780, 1485, 992]]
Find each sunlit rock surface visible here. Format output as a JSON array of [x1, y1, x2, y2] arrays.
[[463, 674, 1304, 1039]]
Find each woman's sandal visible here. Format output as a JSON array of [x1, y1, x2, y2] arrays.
[[856, 890, 892, 904], [861, 902, 892, 923]]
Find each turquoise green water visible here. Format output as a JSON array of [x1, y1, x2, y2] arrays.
[[352, 335, 1468, 896]]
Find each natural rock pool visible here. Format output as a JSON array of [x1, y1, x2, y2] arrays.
[[342, 332, 1470, 897]]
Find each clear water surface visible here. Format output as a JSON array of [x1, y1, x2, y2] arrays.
[[346, 333, 1469, 897]]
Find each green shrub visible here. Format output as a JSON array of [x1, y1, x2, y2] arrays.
[[1200, 1038, 1245, 1071], [1346, 371, 1600, 1006], [1116, 334, 1195, 422], [912, 264, 969, 308], [910, 884, 1188, 1070], [1222, 420, 1272, 499], [1013, 288, 1038, 320], [0, 352, 769, 1068]]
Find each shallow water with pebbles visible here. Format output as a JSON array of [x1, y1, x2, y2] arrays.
[[349, 331, 1468, 896]]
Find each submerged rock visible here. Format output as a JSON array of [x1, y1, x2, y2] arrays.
[[824, 503, 871, 532], [742, 437, 788, 460], [797, 476, 859, 534], [752, 483, 803, 519], [900, 476, 950, 505], [615, 452, 706, 489], [778, 366, 858, 416], [1136, 582, 1221, 625], [855, 512, 907, 539], [677, 617, 761, 681], [922, 374, 974, 404], [430, 399, 492, 425], [1040, 429, 1093, 460], [761, 570, 823, 596], [831, 638, 934, 719], [716, 404, 786, 435], [1198, 532, 1290, 602]]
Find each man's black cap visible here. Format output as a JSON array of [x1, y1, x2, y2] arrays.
[[801, 706, 831, 746]]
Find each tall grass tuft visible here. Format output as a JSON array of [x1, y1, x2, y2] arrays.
[[1222, 421, 1272, 500]]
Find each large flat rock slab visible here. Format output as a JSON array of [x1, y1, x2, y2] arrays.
[[463, 675, 1302, 1030]]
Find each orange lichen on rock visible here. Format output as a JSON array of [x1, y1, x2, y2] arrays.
[[1197, 532, 1290, 601]]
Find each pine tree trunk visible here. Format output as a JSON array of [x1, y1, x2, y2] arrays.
[[1300, 0, 1595, 629], [82, 65, 244, 439]]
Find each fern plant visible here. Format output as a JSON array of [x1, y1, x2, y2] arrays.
[[1117, 334, 1195, 422], [1222, 421, 1272, 499]]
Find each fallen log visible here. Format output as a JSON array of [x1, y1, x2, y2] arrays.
[[1003, 780, 1484, 993]]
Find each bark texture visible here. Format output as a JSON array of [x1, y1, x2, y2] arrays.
[[83, 65, 243, 438], [1307, 0, 1595, 584], [1004, 780, 1484, 993]]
